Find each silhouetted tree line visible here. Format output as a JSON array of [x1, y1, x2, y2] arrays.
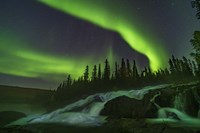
[[55, 56, 199, 101]]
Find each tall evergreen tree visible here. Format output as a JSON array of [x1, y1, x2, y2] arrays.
[[176, 59, 182, 73], [164, 68, 170, 76], [115, 62, 119, 79], [126, 59, 132, 77], [83, 65, 89, 82], [103, 59, 110, 80], [147, 66, 152, 77], [182, 56, 193, 75], [66, 75, 72, 86], [171, 55, 181, 74], [132, 60, 139, 79], [98, 64, 102, 80], [120, 58, 127, 78], [92, 65, 97, 81], [111, 72, 115, 80], [169, 58, 175, 74]]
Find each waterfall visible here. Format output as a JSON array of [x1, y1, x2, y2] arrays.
[[173, 93, 185, 112], [146, 107, 200, 129], [7, 83, 200, 129], [7, 84, 170, 127], [193, 89, 200, 118], [147, 87, 200, 130]]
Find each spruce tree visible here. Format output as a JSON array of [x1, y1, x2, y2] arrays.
[[67, 75, 72, 86], [120, 58, 127, 78], [83, 65, 89, 82], [103, 59, 110, 80], [126, 59, 132, 78], [92, 65, 97, 81], [182, 56, 193, 76], [115, 62, 119, 79], [132, 60, 139, 79], [98, 64, 102, 80]]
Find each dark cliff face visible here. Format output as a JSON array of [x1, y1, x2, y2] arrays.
[[101, 83, 200, 119]]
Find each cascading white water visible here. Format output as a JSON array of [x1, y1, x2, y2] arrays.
[[7, 84, 170, 127], [173, 93, 185, 112], [147, 87, 200, 130], [146, 107, 200, 129], [6, 83, 200, 130]]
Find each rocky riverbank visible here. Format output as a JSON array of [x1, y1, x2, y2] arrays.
[[1, 82, 200, 133]]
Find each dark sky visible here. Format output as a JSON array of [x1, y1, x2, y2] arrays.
[[0, 0, 199, 89]]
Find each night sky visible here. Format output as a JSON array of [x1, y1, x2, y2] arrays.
[[0, 0, 199, 89]]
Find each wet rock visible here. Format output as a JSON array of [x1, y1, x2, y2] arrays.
[[100, 94, 158, 119]]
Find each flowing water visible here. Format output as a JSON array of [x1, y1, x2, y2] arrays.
[[7, 84, 169, 126], [147, 86, 200, 130], [7, 84, 200, 130]]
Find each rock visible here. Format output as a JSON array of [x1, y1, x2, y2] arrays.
[[100, 88, 177, 119], [0, 123, 116, 133], [0, 120, 194, 133], [101, 83, 200, 119], [100, 93, 158, 119], [105, 118, 195, 133]]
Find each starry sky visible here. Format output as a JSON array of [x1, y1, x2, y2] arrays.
[[0, 0, 199, 89]]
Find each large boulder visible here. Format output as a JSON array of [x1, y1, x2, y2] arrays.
[[100, 91, 160, 119]]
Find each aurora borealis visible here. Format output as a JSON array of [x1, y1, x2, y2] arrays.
[[0, 0, 200, 89], [40, 0, 168, 71], [0, 30, 115, 81]]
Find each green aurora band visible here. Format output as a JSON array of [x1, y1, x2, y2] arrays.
[[0, 0, 169, 82], [39, 0, 169, 71], [0, 32, 115, 81]]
